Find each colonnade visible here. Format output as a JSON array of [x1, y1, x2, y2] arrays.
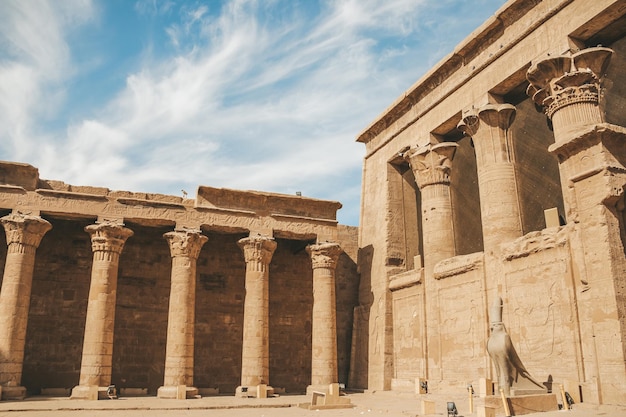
[[0, 215, 343, 400], [399, 47, 624, 397]]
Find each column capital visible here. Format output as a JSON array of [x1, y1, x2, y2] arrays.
[[404, 142, 458, 189], [1, 213, 52, 249], [238, 235, 277, 265], [85, 221, 133, 255], [458, 103, 516, 167], [526, 47, 613, 123], [307, 242, 342, 269], [458, 103, 516, 136], [164, 228, 208, 259]]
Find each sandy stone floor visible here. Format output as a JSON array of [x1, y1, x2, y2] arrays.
[[0, 391, 624, 417]]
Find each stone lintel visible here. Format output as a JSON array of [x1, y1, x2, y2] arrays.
[[36, 189, 109, 201], [196, 186, 341, 222]]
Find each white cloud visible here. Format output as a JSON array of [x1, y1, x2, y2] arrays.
[[0, 0, 506, 225], [0, 0, 94, 158]]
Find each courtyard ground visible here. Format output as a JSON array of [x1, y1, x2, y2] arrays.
[[0, 390, 624, 417]]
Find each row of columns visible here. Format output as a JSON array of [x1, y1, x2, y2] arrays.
[[399, 46, 617, 386], [403, 46, 614, 264], [0, 215, 343, 400]]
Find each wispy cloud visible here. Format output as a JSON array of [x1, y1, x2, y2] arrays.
[[0, 0, 94, 159], [0, 0, 504, 225]]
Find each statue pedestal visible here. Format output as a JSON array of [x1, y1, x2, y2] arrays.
[[475, 393, 559, 416]]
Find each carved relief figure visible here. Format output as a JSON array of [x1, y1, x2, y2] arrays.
[[487, 297, 544, 396]]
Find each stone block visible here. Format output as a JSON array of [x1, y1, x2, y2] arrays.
[[176, 385, 187, 400], [421, 399, 436, 415], [476, 406, 496, 417], [477, 378, 492, 397], [544, 207, 560, 228]]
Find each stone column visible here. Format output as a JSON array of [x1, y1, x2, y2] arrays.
[[158, 228, 207, 399], [306, 242, 342, 393], [71, 221, 133, 400], [405, 142, 458, 384], [526, 46, 613, 216], [236, 235, 277, 396], [0, 213, 51, 400], [405, 142, 458, 275], [527, 47, 626, 404], [458, 103, 523, 253]]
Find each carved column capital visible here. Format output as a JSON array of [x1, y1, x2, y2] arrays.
[[164, 229, 208, 259], [404, 142, 458, 189], [1, 213, 52, 251], [458, 104, 516, 166], [526, 47, 613, 134], [85, 221, 133, 255], [458, 104, 516, 135], [238, 235, 277, 266], [307, 242, 342, 270]]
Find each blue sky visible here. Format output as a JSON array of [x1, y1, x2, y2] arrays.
[[0, 0, 505, 226]]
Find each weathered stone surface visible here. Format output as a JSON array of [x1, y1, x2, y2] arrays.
[[355, 0, 626, 406], [0, 164, 352, 398]]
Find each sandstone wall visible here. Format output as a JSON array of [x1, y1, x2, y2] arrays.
[[0, 217, 358, 395]]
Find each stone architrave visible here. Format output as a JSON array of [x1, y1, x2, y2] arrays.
[[404, 142, 458, 384], [236, 235, 277, 395], [306, 242, 343, 393], [71, 221, 133, 400], [0, 213, 51, 400], [157, 229, 208, 399], [458, 104, 523, 252]]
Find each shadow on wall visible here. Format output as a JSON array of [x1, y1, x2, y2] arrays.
[[349, 244, 374, 390]]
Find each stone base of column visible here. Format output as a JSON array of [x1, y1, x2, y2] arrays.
[[157, 385, 199, 399], [1, 385, 26, 400], [70, 385, 113, 400]]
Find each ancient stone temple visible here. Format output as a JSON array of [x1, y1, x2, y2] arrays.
[[0, 163, 358, 399], [353, 0, 626, 406]]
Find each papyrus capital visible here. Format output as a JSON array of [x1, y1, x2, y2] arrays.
[[404, 142, 458, 189], [85, 221, 133, 255], [164, 228, 208, 259], [1, 213, 52, 249], [238, 235, 277, 266], [307, 242, 342, 270], [527, 47, 613, 120]]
